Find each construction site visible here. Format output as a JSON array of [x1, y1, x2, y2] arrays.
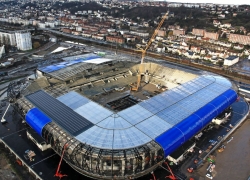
[[4, 48, 239, 180], [1, 13, 250, 180]]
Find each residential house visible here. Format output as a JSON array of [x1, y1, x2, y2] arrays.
[[82, 32, 92, 38], [224, 56, 239, 66], [92, 35, 104, 40], [233, 44, 244, 50], [184, 51, 197, 59], [130, 31, 149, 37], [213, 20, 221, 27], [190, 46, 201, 53], [106, 36, 125, 44], [61, 28, 72, 34]]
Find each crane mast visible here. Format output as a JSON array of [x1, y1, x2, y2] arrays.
[[130, 12, 168, 92], [140, 12, 168, 64]]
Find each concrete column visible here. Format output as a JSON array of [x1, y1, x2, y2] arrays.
[[133, 158, 136, 172], [142, 154, 145, 170], [153, 151, 157, 164], [89, 156, 92, 172], [121, 159, 125, 176], [100, 159, 103, 172]]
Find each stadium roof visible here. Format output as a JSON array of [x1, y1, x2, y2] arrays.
[[25, 74, 236, 152], [37, 54, 114, 80]]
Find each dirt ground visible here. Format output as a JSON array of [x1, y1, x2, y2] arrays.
[[213, 119, 250, 180], [0, 153, 19, 180]]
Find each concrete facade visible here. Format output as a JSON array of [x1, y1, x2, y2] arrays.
[[0, 45, 5, 58], [0, 31, 16, 46], [15, 31, 32, 51], [224, 56, 239, 66]]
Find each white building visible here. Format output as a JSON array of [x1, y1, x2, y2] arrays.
[[0, 32, 16, 46], [45, 22, 55, 28], [38, 22, 46, 28], [76, 26, 82, 32], [15, 31, 32, 51], [224, 56, 239, 66], [0, 45, 5, 58]]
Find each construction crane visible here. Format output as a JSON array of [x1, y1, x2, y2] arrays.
[[54, 144, 68, 180], [139, 12, 168, 64], [130, 12, 168, 91]]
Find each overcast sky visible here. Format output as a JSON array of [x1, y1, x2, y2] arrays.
[[167, 0, 249, 5]]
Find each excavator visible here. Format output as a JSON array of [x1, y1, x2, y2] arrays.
[[130, 12, 168, 91]]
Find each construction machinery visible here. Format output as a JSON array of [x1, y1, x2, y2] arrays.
[[164, 161, 178, 180], [130, 12, 168, 91], [1, 104, 10, 123], [130, 66, 143, 91], [24, 149, 36, 162], [218, 144, 226, 153], [54, 144, 68, 179]]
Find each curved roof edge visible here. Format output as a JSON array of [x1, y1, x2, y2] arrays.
[[155, 89, 237, 157], [25, 108, 52, 136]]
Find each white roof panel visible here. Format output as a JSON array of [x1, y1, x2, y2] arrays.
[[56, 75, 233, 150], [84, 58, 113, 64]]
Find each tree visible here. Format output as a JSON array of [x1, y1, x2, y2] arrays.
[[158, 42, 163, 48], [33, 41, 41, 49]]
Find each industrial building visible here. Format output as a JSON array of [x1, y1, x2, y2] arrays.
[[8, 53, 237, 179]]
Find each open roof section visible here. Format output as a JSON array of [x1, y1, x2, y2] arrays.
[[38, 54, 100, 73], [37, 53, 113, 81], [25, 90, 94, 136]]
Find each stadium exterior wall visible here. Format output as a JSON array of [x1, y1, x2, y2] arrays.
[[155, 89, 237, 157]]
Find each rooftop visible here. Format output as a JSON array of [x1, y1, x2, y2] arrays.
[[226, 55, 239, 60]]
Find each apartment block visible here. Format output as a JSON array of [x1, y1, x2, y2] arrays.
[[0, 45, 5, 58], [192, 28, 205, 36], [204, 31, 219, 40], [15, 31, 32, 51], [173, 29, 185, 36], [229, 34, 250, 45], [0, 31, 16, 46], [157, 30, 166, 37]]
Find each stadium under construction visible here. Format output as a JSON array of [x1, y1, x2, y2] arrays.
[[7, 53, 238, 179]]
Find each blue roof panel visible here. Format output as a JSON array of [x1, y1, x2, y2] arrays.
[[155, 89, 237, 157], [38, 55, 100, 73], [25, 108, 52, 136]]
